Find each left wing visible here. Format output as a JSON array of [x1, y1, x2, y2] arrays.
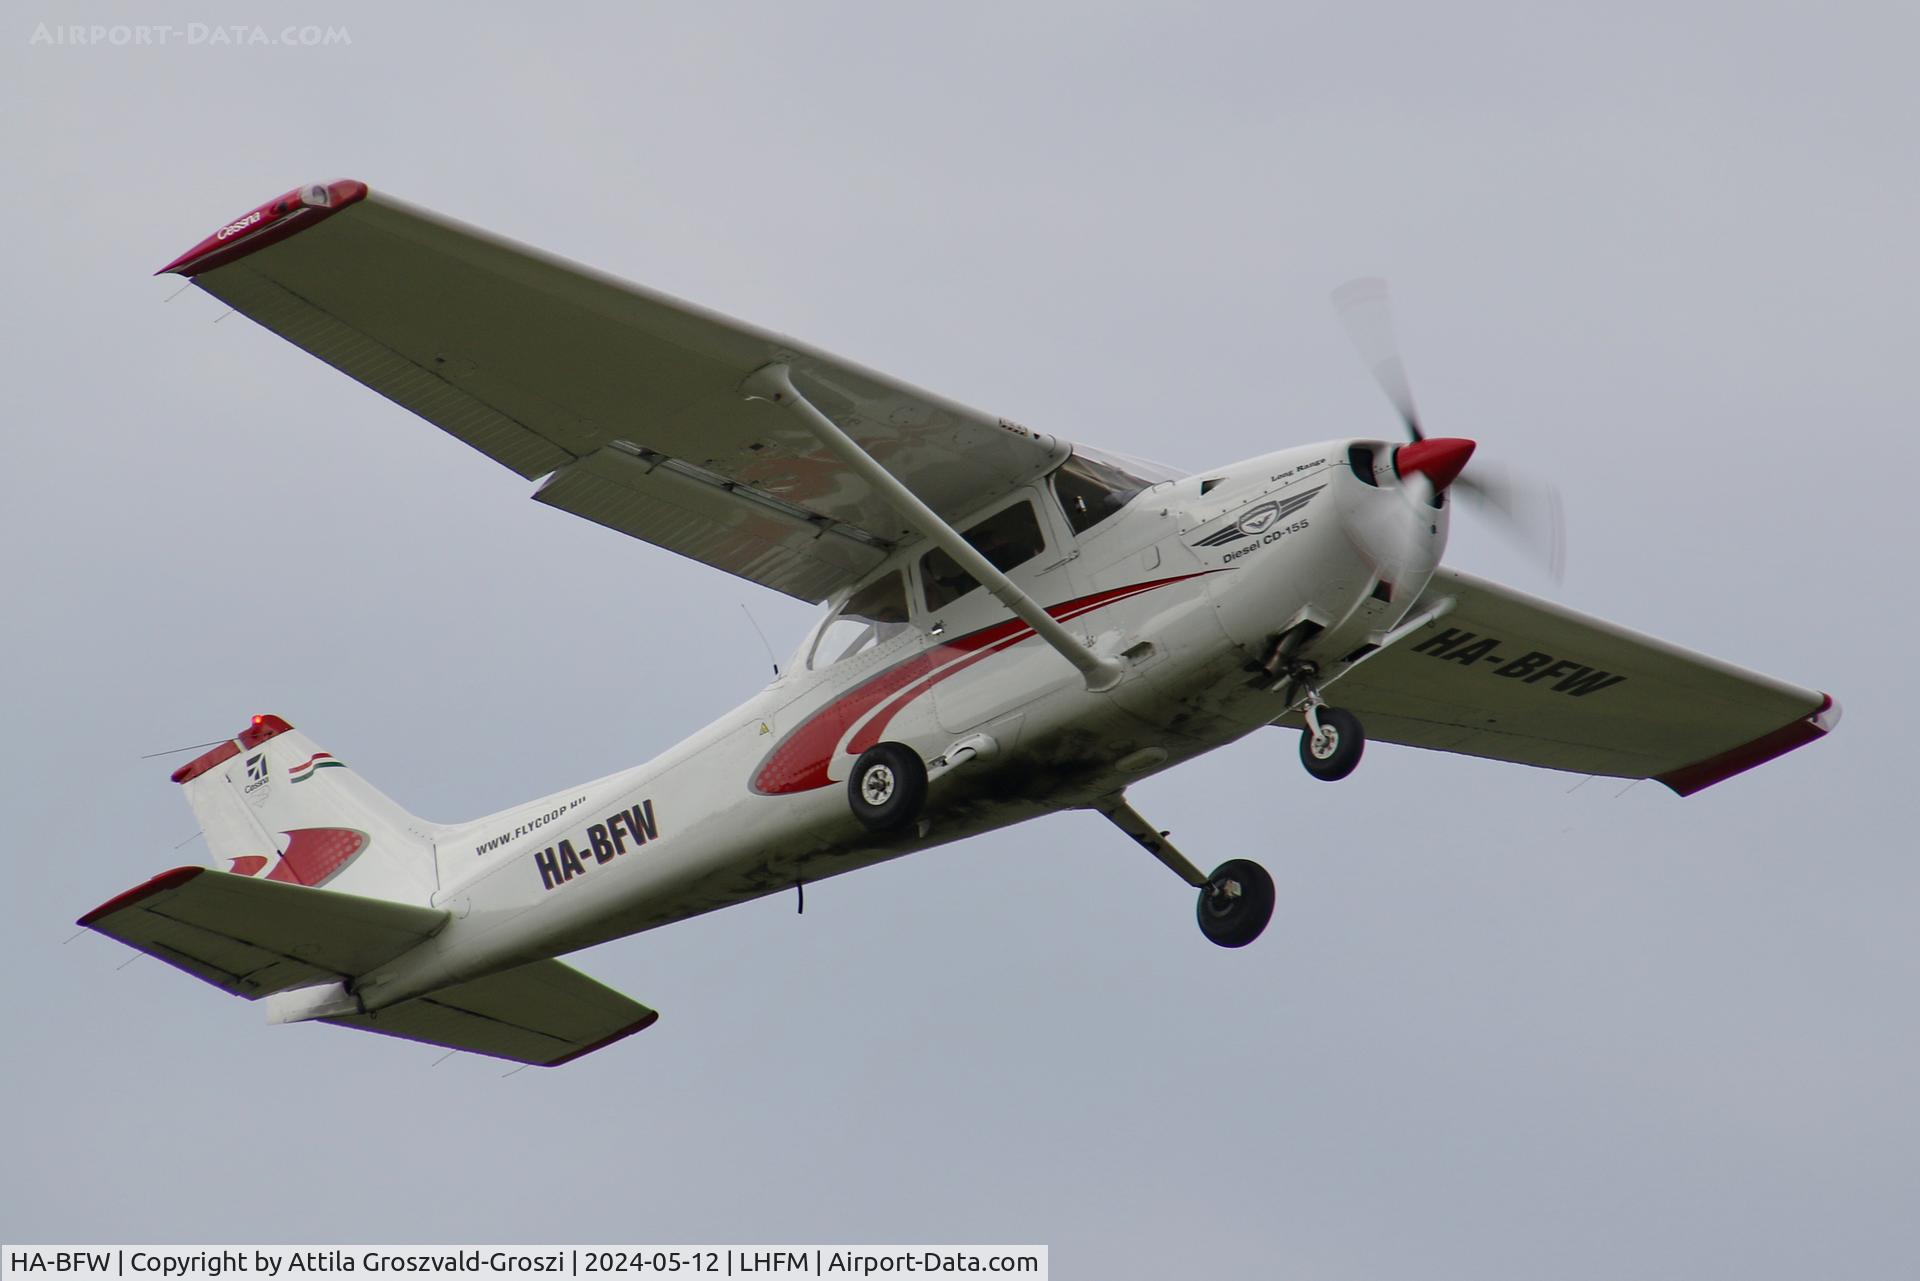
[[1289, 568, 1838, 794], [161, 180, 1071, 602]]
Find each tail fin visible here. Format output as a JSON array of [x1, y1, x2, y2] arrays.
[[170, 714, 437, 905]]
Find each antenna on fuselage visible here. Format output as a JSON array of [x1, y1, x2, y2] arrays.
[[740, 602, 779, 677]]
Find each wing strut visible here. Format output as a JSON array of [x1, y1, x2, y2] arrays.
[[742, 363, 1123, 691]]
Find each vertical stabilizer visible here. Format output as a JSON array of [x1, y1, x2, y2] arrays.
[[170, 715, 438, 905]]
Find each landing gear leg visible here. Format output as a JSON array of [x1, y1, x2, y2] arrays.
[[1095, 797, 1275, 948]]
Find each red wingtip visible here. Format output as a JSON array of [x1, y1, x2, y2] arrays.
[[1655, 693, 1841, 796], [157, 179, 368, 277], [541, 1010, 661, 1067], [77, 866, 205, 927], [1395, 437, 1477, 493]]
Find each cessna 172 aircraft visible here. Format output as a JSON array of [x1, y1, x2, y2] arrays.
[[81, 180, 1839, 1067]]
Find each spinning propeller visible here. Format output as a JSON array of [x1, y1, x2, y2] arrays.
[[1332, 279, 1566, 581]]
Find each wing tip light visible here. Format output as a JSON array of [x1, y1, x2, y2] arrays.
[[158, 179, 368, 277]]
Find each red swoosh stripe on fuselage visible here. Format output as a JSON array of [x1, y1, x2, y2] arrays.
[[751, 574, 1212, 795]]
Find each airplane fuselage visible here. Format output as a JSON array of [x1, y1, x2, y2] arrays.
[[350, 438, 1446, 1011]]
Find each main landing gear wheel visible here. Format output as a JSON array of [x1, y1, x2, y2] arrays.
[[1196, 859, 1275, 948], [1300, 707, 1365, 781], [848, 742, 928, 834]]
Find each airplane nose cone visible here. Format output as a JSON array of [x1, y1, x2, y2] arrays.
[[1394, 437, 1476, 492]]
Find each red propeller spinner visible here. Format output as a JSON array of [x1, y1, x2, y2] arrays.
[[1394, 437, 1476, 493]]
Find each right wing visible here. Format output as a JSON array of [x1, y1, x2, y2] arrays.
[[162, 180, 1071, 602], [1292, 568, 1838, 794]]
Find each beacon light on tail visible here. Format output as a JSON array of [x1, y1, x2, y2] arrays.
[[81, 181, 1839, 1067]]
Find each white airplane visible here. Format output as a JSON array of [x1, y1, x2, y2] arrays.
[[81, 180, 1840, 1067]]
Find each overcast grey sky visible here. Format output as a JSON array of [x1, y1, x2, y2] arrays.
[[5, 3, 1915, 1276]]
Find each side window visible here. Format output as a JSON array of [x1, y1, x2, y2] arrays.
[[920, 500, 1047, 612], [808, 571, 910, 669], [1052, 452, 1149, 535]]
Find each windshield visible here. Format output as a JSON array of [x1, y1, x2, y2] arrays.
[[1052, 451, 1152, 535], [807, 571, 911, 669]]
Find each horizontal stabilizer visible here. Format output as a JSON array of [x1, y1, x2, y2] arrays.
[[321, 959, 658, 1066], [78, 867, 447, 998]]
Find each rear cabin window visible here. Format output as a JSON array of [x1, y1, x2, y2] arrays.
[[808, 571, 910, 669], [920, 500, 1048, 612], [1052, 452, 1150, 535]]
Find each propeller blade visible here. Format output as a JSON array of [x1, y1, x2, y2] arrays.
[[1332, 277, 1424, 441], [1453, 466, 1567, 583]]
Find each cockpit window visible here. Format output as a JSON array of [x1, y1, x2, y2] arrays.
[[808, 571, 910, 669], [920, 500, 1047, 612], [1052, 452, 1150, 535]]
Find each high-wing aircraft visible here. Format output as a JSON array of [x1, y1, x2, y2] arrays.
[[81, 180, 1839, 1067]]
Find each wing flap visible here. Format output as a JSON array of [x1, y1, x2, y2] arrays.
[[532, 445, 888, 601], [78, 867, 448, 998], [1301, 569, 1837, 791], [321, 959, 657, 1066]]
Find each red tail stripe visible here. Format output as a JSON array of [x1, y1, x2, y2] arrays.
[[264, 828, 370, 888]]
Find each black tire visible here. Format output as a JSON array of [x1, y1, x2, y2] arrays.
[[1196, 859, 1275, 948], [1299, 707, 1365, 781], [848, 742, 929, 833]]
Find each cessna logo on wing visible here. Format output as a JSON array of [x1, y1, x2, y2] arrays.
[[215, 210, 262, 241], [1195, 485, 1325, 550]]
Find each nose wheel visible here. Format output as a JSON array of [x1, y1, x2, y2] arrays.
[[1299, 706, 1365, 781]]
